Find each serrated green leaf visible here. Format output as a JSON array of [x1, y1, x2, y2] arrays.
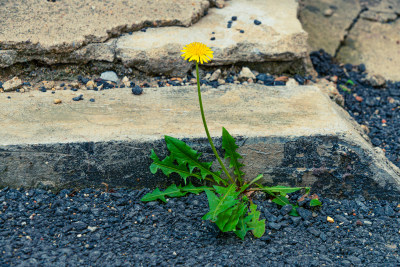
[[272, 195, 291, 206], [246, 203, 265, 238], [215, 201, 247, 232], [150, 150, 201, 184], [202, 189, 219, 219], [203, 184, 239, 221], [223, 202, 247, 232], [310, 199, 322, 207], [164, 184, 187, 198], [260, 185, 304, 196], [222, 127, 244, 183], [141, 184, 187, 203], [215, 205, 235, 232], [165, 136, 227, 185], [141, 188, 167, 203], [234, 213, 253, 240], [180, 182, 213, 195]]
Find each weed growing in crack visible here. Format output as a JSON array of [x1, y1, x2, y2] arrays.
[[141, 42, 321, 240]]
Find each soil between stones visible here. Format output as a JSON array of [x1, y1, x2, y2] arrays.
[[1, 187, 399, 266]]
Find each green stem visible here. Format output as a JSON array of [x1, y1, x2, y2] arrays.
[[196, 62, 234, 184]]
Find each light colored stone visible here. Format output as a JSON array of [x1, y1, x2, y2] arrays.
[[323, 8, 335, 17], [209, 0, 226, 8], [337, 19, 400, 81], [238, 67, 256, 81], [100, 71, 119, 83], [2, 77, 23, 92], [121, 76, 129, 84], [286, 78, 298, 86], [299, 0, 361, 55], [86, 81, 95, 90], [53, 99, 62, 104], [315, 78, 345, 107], [366, 74, 386, 88], [116, 0, 308, 76], [209, 69, 222, 81], [0, 0, 210, 52], [1, 84, 400, 200]]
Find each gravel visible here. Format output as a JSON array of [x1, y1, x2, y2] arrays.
[[1, 187, 400, 266], [310, 50, 400, 168]]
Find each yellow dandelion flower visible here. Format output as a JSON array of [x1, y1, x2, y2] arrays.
[[181, 42, 213, 64]]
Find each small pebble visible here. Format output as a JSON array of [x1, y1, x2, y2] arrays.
[[231, 16, 237, 21], [54, 99, 62, 104], [132, 86, 143, 95], [89, 98, 95, 102], [254, 19, 262, 25], [210, 37, 215, 41], [72, 95, 84, 101], [323, 8, 334, 17], [240, 30, 244, 33]]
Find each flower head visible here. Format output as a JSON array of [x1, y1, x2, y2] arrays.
[[181, 42, 213, 64]]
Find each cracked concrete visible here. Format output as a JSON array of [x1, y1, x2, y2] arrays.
[[299, 0, 400, 80], [298, 0, 362, 56], [0, 0, 210, 52], [336, 1, 400, 80], [0, 0, 309, 77]]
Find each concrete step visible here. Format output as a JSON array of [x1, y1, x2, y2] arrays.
[[0, 0, 308, 77], [1, 84, 400, 200]]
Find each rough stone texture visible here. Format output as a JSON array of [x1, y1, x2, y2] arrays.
[[2, 77, 23, 92], [0, 0, 210, 52], [1, 84, 400, 200], [298, 0, 362, 55], [0, 0, 309, 77], [360, 0, 400, 23], [300, 0, 400, 81], [114, 0, 309, 76], [337, 18, 400, 81]]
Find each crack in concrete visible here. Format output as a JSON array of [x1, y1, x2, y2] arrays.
[[334, 7, 369, 58]]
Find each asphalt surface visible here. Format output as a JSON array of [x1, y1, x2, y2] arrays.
[[1, 187, 399, 266]]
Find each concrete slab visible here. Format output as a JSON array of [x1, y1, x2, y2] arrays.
[[116, 0, 309, 76], [298, 0, 362, 55], [0, 0, 210, 52], [300, 0, 400, 80], [1, 84, 400, 200], [0, 0, 309, 77], [337, 18, 400, 81]]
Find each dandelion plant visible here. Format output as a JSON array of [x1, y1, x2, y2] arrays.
[[141, 42, 320, 240]]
